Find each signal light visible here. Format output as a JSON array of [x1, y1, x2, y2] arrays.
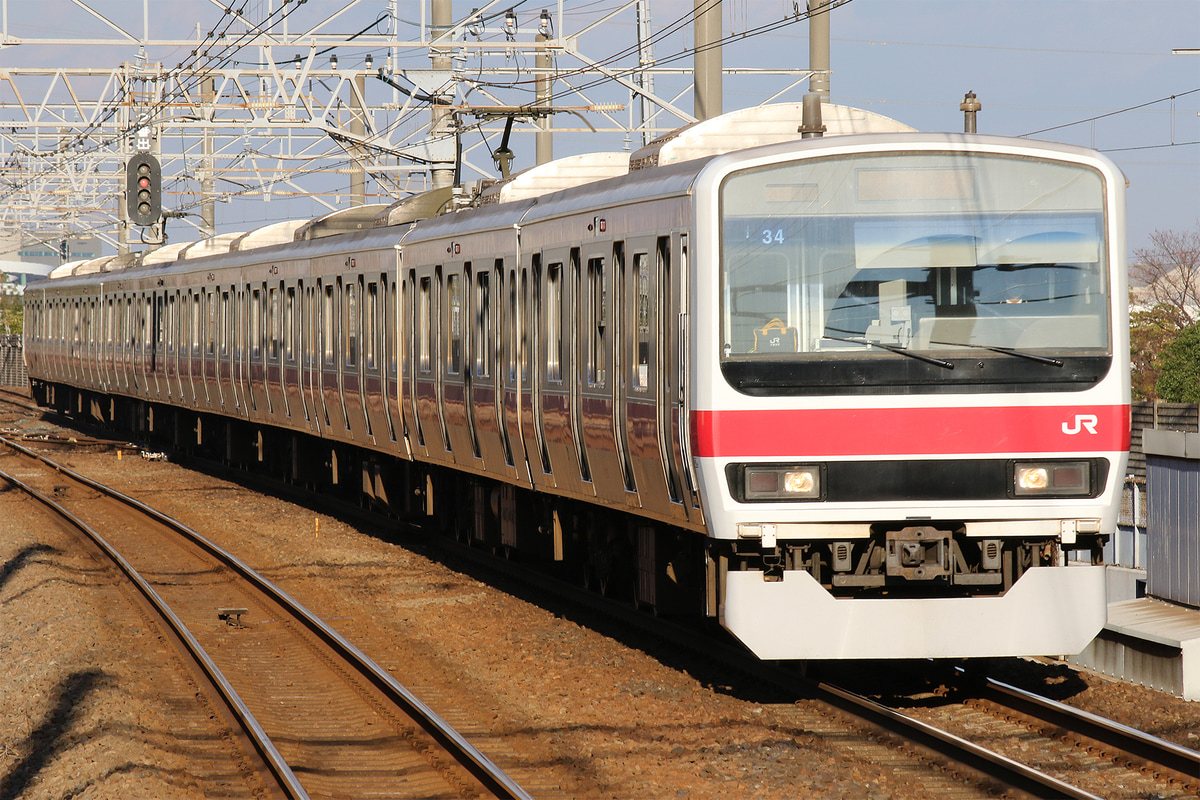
[[126, 153, 161, 226]]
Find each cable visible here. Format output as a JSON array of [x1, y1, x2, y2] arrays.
[[1021, 88, 1200, 137]]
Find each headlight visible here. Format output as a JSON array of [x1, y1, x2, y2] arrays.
[[737, 464, 822, 501], [1013, 461, 1091, 496]]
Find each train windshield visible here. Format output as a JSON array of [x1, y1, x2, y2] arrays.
[[718, 150, 1111, 394]]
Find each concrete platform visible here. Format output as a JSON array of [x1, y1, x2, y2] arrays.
[[1069, 597, 1200, 700]]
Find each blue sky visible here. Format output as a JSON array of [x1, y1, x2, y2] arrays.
[[660, 0, 1200, 253], [1, 0, 1196, 255]]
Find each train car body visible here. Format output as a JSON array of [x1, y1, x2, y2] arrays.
[[25, 105, 1129, 661]]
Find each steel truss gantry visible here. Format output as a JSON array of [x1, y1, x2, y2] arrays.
[[0, 0, 814, 253]]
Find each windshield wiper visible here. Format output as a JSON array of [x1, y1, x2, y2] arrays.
[[822, 335, 954, 369], [929, 340, 1063, 367]]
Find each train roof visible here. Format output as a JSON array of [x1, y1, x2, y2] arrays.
[[629, 102, 914, 170], [42, 104, 1122, 286]]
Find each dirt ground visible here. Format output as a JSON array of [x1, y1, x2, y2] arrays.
[[1, 404, 1197, 799]]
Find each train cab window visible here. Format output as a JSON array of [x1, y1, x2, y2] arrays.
[[345, 281, 358, 367], [633, 253, 652, 390], [586, 256, 606, 387], [475, 271, 491, 378], [546, 262, 562, 383], [718, 151, 1110, 395], [364, 281, 378, 371], [446, 273, 463, 375]]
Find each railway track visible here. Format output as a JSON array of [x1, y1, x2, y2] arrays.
[[950, 673, 1200, 797], [0, 433, 533, 800], [427, 519, 1200, 800], [4, 394, 1197, 799]]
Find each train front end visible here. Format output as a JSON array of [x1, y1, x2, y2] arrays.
[[691, 134, 1129, 660]]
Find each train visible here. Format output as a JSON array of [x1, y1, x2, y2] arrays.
[[24, 103, 1130, 660]]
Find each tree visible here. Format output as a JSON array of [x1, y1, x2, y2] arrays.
[[1156, 324, 1200, 402], [1129, 223, 1200, 399], [1130, 223, 1200, 330], [1130, 302, 1176, 400], [0, 272, 20, 336]]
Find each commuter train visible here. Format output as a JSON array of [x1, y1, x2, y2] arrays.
[[24, 104, 1130, 659]]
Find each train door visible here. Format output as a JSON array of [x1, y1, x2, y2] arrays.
[[186, 290, 200, 406], [414, 267, 450, 457], [579, 244, 629, 500], [436, 267, 457, 456], [217, 288, 233, 410], [281, 282, 300, 422], [449, 264, 479, 461], [200, 290, 213, 407], [560, 248, 589, 493], [361, 275, 387, 445], [318, 279, 344, 435], [500, 265, 528, 484], [263, 281, 284, 419], [167, 291, 181, 399], [466, 262, 501, 467], [383, 274, 402, 448], [245, 284, 263, 418], [300, 281, 320, 433], [525, 255, 555, 488], [287, 281, 309, 428], [318, 279, 334, 430], [340, 275, 369, 440], [98, 293, 110, 391], [657, 234, 694, 524], [404, 269, 428, 455], [484, 262, 508, 472], [613, 243, 636, 495]]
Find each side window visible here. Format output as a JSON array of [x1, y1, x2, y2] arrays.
[[546, 262, 562, 383], [192, 292, 201, 355], [250, 288, 262, 359], [344, 280, 358, 367], [268, 284, 280, 361], [221, 291, 230, 356], [587, 256, 606, 387], [322, 283, 335, 365], [634, 253, 651, 390], [446, 273, 462, 374], [475, 270, 491, 378], [365, 281, 378, 370], [285, 286, 296, 363], [418, 276, 432, 373], [167, 294, 176, 355], [387, 277, 397, 376]]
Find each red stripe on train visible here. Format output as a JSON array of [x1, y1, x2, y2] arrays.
[[691, 405, 1130, 459]]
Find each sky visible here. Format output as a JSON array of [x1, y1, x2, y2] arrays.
[[0, 0, 1196, 256], [666, 0, 1200, 254]]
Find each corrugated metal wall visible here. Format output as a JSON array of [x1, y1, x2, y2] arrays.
[[1145, 451, 1200, 609]]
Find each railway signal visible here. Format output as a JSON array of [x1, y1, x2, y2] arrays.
[[126, 153, 161, 226]]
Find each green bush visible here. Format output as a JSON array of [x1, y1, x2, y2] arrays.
[[1155, 324, 1200, 402]]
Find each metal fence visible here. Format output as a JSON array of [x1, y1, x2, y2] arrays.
[[1143, 430, 1200, 609], [0, 335, 26, 388]]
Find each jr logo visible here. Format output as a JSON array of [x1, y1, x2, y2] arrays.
[[1062, 414, 1099, 435]]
